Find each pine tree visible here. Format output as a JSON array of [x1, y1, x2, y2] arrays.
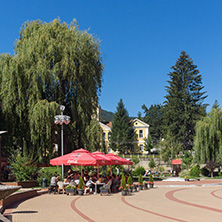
[[142, 104, 164, 145], [110, 99, 134, 154], [164, 51, 207, 151]]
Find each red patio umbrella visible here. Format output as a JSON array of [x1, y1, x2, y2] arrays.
[[106, 153, 133, 165]]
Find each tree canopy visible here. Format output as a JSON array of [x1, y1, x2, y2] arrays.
[[0, 19, 103, 161], [110, 99, 134, 154], [194, 103, 222, 174], [163, 51, 207, 151]]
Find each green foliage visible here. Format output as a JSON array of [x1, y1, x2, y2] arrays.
[[132, 156, 140, 168], [149, 174, 154, 183], [0, 18, 103, 161], [9, 151, 38, 181], [179, 170, 190, 178], [37, 166, 60, 186], [149, 158, 156, 169], [127, 175, 133, 185], [164, 51, 207, 150], [66, 185, 76, 189], [133, 166, 145, 176], [144, 135, 153, 153], [189, 165, 200, 177], [158, 166, 165, 173], [120, 175, 127, 189], [194, 105, 222, 170], [138, 174, 143, 185], [142, 104, 164, 145], [160, 132, 181, 163], [78, 177, 84, 189], [181, 151, 193, 170], [110, 99, 134, 154], [86, 118, 103, 152]]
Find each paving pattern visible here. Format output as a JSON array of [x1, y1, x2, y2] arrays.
[[4, 180, 222, 222]]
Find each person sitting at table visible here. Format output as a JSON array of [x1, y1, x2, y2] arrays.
[[92, 173, 97, 183], [66, 169, 73, 182], [49, 174, 59, 193], [111, 174, 120, 193], [84, 176, 95, 194]]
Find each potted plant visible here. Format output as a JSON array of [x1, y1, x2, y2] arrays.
[[138, 174, 143, 190], [144, 181, 148, 190], [127, 175, 134, 192], [66, 185, 76, 195], [119, 175, 128, 196], [149, 174, 154, 188], [77, 177, 84, 195]]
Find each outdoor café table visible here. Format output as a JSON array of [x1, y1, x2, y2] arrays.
[[94, 182, 105, 195]]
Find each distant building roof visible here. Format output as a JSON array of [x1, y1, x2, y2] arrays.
[[172, 159, 181, 165], [106, 122, 112, 128]]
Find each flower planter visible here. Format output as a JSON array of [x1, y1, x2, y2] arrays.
[[128, 187, 133, 193], [138, 185, 143, 190], [133, 184, 138, 192], [66, 188, 77, 195], [149, 183, 154, 188], [144, 183, 148, 190], [77, 189, 84, 195], [121, 190, 128, 196]]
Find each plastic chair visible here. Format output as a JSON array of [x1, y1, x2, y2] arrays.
[[57, 181, 65, 194]]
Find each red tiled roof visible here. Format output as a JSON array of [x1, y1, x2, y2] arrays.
[[172, 159, 181, 165], [106, 122, 112, 128]]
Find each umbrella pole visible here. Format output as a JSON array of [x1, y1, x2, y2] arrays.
[[81, 165, 83, 178], [97, 164, 99, 179], [110, 165, 112, 176]]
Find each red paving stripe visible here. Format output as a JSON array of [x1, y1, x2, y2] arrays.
[[165, 188, 222, 213], [121, 197, 188, 222], [70, 197, 95, 222], [211, 189, 222, 199]]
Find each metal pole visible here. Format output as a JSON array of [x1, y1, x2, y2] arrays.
[[61, 111, 64, 180]]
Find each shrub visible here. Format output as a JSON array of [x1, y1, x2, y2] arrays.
[[127, 175, 133, 185], [9, 152, 38, 182], [179, 170, 189, 178], [149, 158, 156, 169], [120, 175, 127, 189], [133, 166, 145, 176], [37, 167, 60, 186], [189, 165, 200, 177], [138, 174, 143, 185], [149, 174, 154, 183], [66, 185, 76, 189], [158, 166, 164, 173], [78, 177, 84, 189]]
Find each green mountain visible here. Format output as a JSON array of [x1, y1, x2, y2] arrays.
[[101, 109, 114, 122]]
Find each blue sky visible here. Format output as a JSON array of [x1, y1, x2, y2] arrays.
[[1, 0, 222, 116]]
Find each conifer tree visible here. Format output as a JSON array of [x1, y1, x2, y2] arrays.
[[164, 51, 207, 151], [110, 99, 134, 154]]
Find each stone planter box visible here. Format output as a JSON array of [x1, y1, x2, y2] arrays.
[[3, 181, 38, 188]]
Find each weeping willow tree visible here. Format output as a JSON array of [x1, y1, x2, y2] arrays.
[[194, 102, 222, 177], [0, 19, 103, 162]]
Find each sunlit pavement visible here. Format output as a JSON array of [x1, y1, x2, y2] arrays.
[[4, 179, 222, 222]]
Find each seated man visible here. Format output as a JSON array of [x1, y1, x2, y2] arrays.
[[48, 174, 59, 194], [66, 169, 73, 182]]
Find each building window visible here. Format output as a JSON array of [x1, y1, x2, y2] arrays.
[[139, 144, 143, 152], [139, 130, 143, 138]]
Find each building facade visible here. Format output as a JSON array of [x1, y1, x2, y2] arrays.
[[99, 118, 149, 154]]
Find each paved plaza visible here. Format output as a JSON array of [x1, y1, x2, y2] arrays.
[[3, 179, 222, 222]]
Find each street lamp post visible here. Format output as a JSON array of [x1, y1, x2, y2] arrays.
[[54, 105, 70, 179]]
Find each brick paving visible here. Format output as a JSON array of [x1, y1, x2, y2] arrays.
[[4, 179, 222, 222]]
